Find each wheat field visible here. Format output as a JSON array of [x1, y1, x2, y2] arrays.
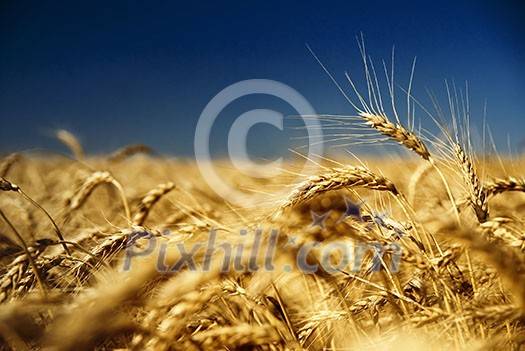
[[1, 56, 525, 349], [0, 126, 524, 350]]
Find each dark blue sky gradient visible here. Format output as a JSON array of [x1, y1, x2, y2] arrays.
[[1, 1, 524, 156]]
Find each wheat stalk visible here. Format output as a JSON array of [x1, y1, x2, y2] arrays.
[[1, 177, 71, 255], [67, 171, 131, 221]]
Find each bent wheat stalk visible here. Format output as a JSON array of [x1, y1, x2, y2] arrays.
[[408, 162, 433, 204], [68, 171, 131, 221]]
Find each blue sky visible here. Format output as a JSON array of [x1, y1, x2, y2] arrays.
[[0, 1, 524, 157]]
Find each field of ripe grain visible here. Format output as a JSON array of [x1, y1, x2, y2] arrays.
[[0, 138, 524, 350]]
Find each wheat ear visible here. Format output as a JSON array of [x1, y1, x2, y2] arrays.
[[359, 112, 430, 160], [109, 144, 153, 162], [453, 144, 488, 222], [73, 231, 133, 282], [0, 153, 21, 178], [56, 129, 85, 161], [132, 182, 176, 226], [485, 177, 525, 197], [280, 165, 398, 211]]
